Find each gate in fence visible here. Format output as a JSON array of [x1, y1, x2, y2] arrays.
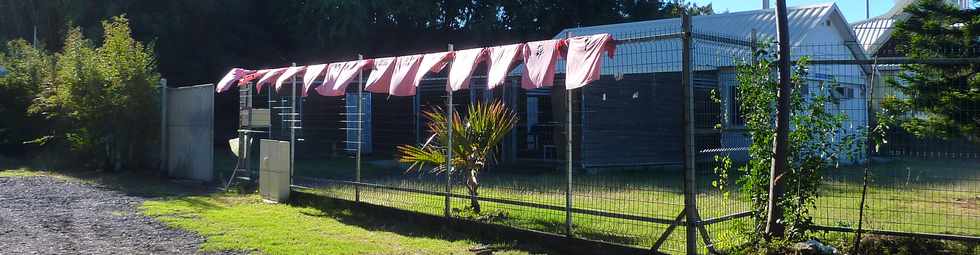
[[162, 82, 215, 182]]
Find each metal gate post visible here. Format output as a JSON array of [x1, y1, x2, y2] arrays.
[[564, 32, 574, 238], [356, 54, 364, 203], [681, 13, 700, 255], [159, 78, 168, 176], [445, 44, 455, 220]]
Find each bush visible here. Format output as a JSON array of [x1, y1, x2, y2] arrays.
[[30, 15, 160, 171], [0, 39, 53, 156]]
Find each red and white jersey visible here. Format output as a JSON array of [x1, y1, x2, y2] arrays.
[[415, 52, 453, 88], [317, 59, 372, 97], [302, 64, 328, 97], [275, 66, 306, 92], [388, 54, 423, 96], [521, 39, 564, 89], [564, 34, 615, 90], [364, 57, 395, 94], [256, 68, 286, 93], [448, 48, 486, 92], [216, 68, 247, 93], [487, 43, 523, 90]]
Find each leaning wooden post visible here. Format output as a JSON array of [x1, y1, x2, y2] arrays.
[[445, 44, 455, 220], [680, 13, 700, 254], [766, 0, 792, 238]]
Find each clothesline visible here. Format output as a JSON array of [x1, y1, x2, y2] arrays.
[[215, 33, 616, 97]]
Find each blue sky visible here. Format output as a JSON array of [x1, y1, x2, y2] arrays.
[[690, 0, 898, 23]]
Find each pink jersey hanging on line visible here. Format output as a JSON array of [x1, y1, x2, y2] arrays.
[[414, 52, 453, 88], [317, 59, 372, 96], [302, 64, 328, 97], [487, 43, 523, 90], [275, 66, 306, 92], [256, 68, 286, 92], [448, 48, 486, 91], [388, 54, 423, 96], [364, 57, 395, 94], [521, 39, 564, 89], [216, 68, 248, 93], [564, 34, 615, 90]]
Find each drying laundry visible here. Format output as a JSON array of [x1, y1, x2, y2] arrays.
[[302, 64, 328, 97], [317, 59, 372, 96], [275, 66, 306, 92], [388, 54, 423, 96], [487, 43, 523, 90], [216, 68, 248, 93], [239, 69, 267, 86], [364, 57, 396, 94], [414, 52, 453, 88], [256, 68, 286, 92], [564, 33, 615, 90], [448, 48, 486, 91], [521, 39, 564, 89]]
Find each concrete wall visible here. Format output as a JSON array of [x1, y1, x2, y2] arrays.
[[166, 84, 214, 182]]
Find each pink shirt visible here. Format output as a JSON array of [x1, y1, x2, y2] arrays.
[[275, 66, 306, 92], [448, 48, 486, 92], [388, 54, 423, 96], [317, 59, 372, 96], [216, 68, 248, 93], [415, 52, 453, 88], [364, 57, 395, 94], [564, 34, 615, 90], [302, 64, 328, 97], [521, 39, 564, 89], [256, 68, 286, 93], [487, 43, 523, 90]]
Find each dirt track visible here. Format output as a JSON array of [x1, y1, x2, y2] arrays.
[[0, 176, 208, 254]]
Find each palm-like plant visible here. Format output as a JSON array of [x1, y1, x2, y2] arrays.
[[397, 100, 518, 213]]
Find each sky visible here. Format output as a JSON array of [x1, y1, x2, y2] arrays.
[[690, 0, 899, 23]]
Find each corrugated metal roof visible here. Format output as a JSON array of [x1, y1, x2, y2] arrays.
[[543, 3, 868, 76], [554, 3, 842, 46]]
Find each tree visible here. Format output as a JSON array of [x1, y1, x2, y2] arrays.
[[884, 0, 979, 140], [31, 16, 159, 171], [714, 43, 861, 242], [397, 100, 518, 213], [0, 39, 52, 155]]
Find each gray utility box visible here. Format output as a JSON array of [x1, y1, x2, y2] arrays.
[[259, 139, 291, 203], [241, 108, 271, 128]]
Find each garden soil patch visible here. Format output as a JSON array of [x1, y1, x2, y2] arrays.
[[0, 176, 232, 254]]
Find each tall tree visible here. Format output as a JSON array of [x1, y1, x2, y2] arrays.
[[884, 0, 979, 140]]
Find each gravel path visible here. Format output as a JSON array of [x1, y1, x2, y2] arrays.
[[0, 176, 216, 254]]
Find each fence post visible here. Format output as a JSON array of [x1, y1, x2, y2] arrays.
[[680, 13, 699, 255], [159, 78, 168, 177], [290, 62, 297, 184], [564, 31, 574, 238], [356, 54, 364, 203], [445, 44, 455, 220]]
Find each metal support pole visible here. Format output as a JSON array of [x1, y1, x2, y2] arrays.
[[445, 44, 455, 219], [290, 63, 297, 183], [564, 31, 574, 238], [159, 78, 168, 177], [766, 0, 792, 238], [680, 13, 699, 255], [356, 54, 364, 203]]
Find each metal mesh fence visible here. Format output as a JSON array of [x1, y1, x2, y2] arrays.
[[212, 16, 980, 255]]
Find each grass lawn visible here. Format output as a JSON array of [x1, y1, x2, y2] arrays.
[[140, 194, 541, 255], [1, 162, 547, 255], [289, 155, 979, 254]]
